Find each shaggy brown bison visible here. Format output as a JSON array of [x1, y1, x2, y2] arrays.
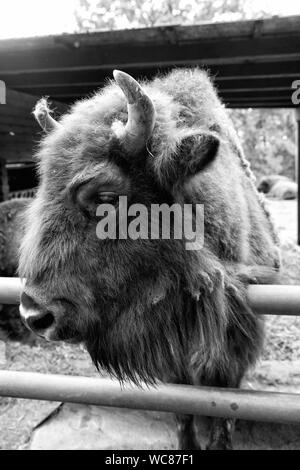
[[257, 174, 290, 194], [0, 199, 35, 342], [19, 69, 280, 449], [257, 175, 297, 200], [0, 198, 28, 276], [268, 180, 297, 200]]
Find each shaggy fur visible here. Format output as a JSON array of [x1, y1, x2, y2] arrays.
[[0, 198, 29, 276], [19, 69, 280, 449], [0, 198, 34, 342], [257, 174, 290, 194], [257, 174, 297, 200], [268, 180, 297, 200]]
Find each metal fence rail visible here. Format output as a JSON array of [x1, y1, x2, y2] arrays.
[[0, 371, 300, 425], [0, 278, 300, 423], [1, 277, 300, 316], [0, 277, 23, 304], [9, 188, 37, 199]]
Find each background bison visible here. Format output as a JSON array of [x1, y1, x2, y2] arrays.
[[268, 181, 297, 200], [18, 69, 280, 449], [0, 198, 28, 277], [257, 175, 297, 200], [0, 199, 35, 343]]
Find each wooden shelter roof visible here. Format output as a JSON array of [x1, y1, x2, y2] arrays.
[[0, 15, 300, 108]]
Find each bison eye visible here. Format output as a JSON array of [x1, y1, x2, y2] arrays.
[[96, 192, 119, 205], [75, 181, 119, 217]]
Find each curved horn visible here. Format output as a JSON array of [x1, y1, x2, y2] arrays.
[[33, 98, 62, 132], [113, 70, 155, 153]]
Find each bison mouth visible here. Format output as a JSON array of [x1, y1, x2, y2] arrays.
[[55, 328, 84, 344]]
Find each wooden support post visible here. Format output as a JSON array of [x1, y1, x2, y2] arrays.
[[296, 108, 300, 245], [0, 159, 9, 202]]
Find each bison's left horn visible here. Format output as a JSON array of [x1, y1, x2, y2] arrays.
[[33, 98, 62, 132], [113, 70, 155, 153]]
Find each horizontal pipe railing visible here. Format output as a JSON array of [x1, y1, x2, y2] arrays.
[[247, 284, 300, 316], [0, 371, 300, 424], [0, 280, 300, 423], [0, 277, 23, 304], [1, 278, 300, 316]]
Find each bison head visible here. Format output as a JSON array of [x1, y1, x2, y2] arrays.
[[19, 70, 220, 383]]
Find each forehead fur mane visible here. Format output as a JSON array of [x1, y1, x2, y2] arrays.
[[35, 79, 182, 176]]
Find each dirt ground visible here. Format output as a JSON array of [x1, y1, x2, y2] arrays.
[[0, 199, 300, 449], [263, 200, 300, 361]]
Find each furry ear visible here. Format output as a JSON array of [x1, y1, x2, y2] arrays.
[[153, 131, 220, 187], [178, 131, 220, 176]]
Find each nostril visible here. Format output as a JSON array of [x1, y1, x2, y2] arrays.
[[20, 292, 39, 310], [27, 312, 55, 332]]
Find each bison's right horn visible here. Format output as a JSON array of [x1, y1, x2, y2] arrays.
[[113, 70, 155, 154], [33, 98, 62, 132]]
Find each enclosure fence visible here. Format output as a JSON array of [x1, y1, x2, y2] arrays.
[[8, 188, 37, 199], [1, 278, 300, 425]]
